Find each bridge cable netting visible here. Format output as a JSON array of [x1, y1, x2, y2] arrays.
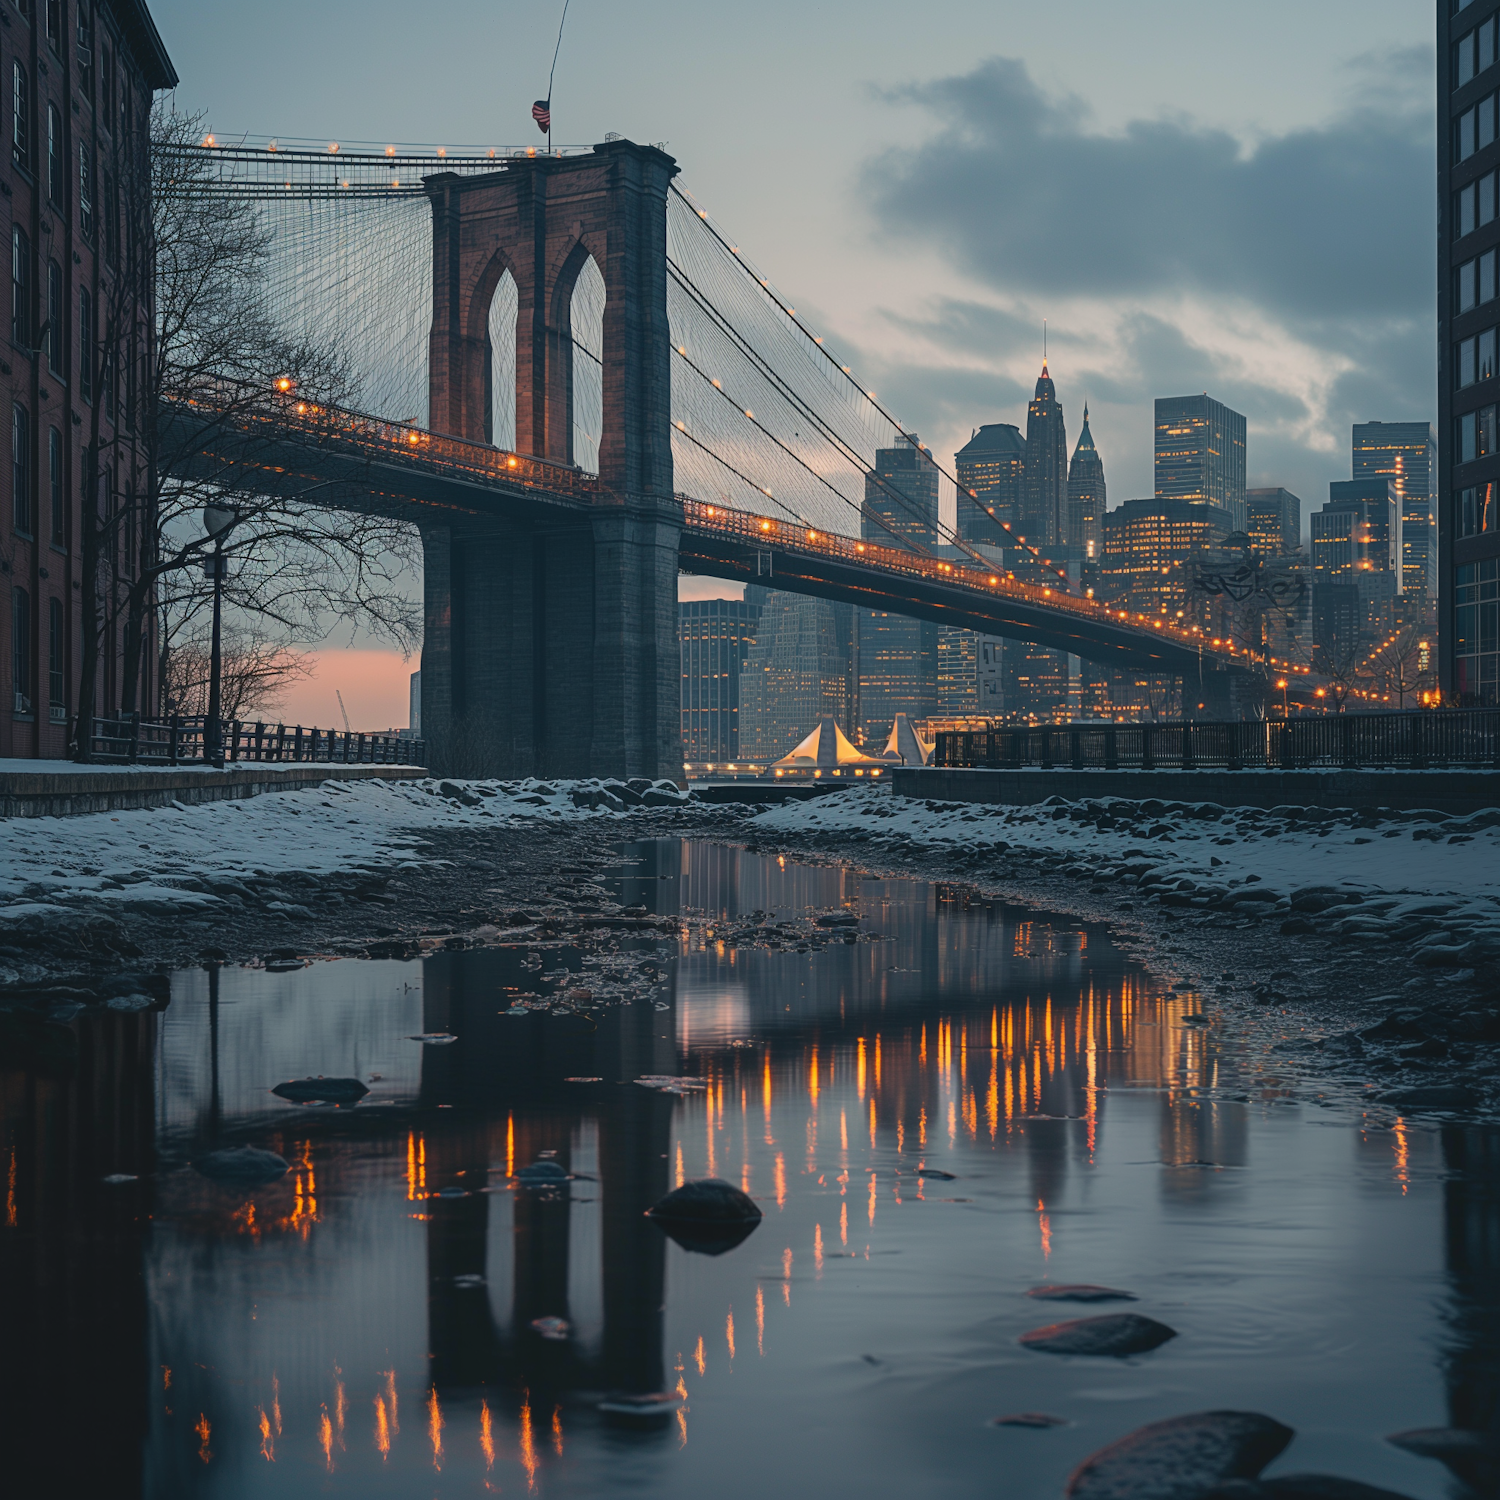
[[163, 143, 1066, 585]]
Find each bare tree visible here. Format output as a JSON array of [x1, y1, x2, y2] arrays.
[[1359, 622, 1437, 709], [159, 624, 314, 723], [78, 105, 420, 755]]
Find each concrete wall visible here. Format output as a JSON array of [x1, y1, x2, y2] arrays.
[[893, 764, 1500, 816], [0, 764, 427, 819]]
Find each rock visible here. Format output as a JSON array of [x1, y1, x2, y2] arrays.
[[1387, 1425, 1500, 1491], [102, 1173, 138, 1184], [1359, 1010, 1425, 1042], [1021, 1312, 1177, 1357], [1206, 1479, 1417, 1499], [193, 1146, 289, 1185], [1280, 917, 1317, 936], [271, 1076, 369, 1105], [407, 1032, 458, 1045], [516, 1160, 570, 1183], [1027, 1284, 1137, 1303], [1376, 1084, 1477, 1111], [641, 788, 687, 807], [993, 1412, 1069, 1428], [917, 1167, 956, 1180], [1066, 1411, 1294, 1499], [647, 1177, 763, 1255]]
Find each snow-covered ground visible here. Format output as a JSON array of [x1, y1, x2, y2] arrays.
[[753, 782, 1500, 963], [0, 775, 686, 925]]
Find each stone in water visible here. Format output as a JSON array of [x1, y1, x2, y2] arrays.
[[1067, 1410, 1294, 1499], [1028, 1284, 1138, 1303], [272, 1076, 369, 1105], [1021, 1313, 1176, 1357]]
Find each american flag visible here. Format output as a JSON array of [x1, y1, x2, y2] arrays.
[[532, 99, 551, 133]]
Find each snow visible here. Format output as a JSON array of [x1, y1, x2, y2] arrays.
[[0, 776, 686, 918], [752, 782, 1500, 909]]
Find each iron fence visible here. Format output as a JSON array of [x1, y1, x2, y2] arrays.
[[82, 715, 424, 768], [932, 710, 1500, 773]]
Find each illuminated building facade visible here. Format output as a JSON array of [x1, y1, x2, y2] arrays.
[[0, 1, 176, 757], [1066, 407, 1106, 563], [936, 626, 1003, 717], [1154, 394, 1247, 531], [1310, 480, 1400, 653], [736, 590, 853, 763], [1245, 487, 1302, 555], [680, 597, 762, 762], [1100, 498, 1235, 618], [1022, 364, 1069, 549], [1352, 421, 1436, 597], [955, 423, 1025, 545], [1440, 0, 1500, 702]]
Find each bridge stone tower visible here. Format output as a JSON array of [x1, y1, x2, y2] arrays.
[[419, 141, 682, 780]]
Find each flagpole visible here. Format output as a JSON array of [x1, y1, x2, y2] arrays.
[[547, 0, 570, 154]]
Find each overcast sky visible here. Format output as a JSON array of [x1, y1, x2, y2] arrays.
[[151, 0, 1436, 704]]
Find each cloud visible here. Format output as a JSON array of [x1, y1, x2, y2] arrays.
[[864, 53, 1434, 328]]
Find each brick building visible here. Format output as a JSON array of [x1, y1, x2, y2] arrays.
[[2, 1, 174, 757]]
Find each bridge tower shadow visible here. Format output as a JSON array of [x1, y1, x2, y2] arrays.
[[420, 143, 683, 781]]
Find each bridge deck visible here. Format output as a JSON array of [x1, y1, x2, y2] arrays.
[[166, 392, 1290, 680]]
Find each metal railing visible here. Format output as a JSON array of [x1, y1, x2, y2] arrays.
[[932, 710, 1500, 773], [166, 378, 601, 502], [83, 714, 425, 768], [677, 497, 1258, 675]]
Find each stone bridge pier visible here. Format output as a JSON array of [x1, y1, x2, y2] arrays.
[[418, 142, 682, 780]]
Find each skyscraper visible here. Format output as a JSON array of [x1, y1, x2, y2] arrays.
[[737, 589, 853, 762], [680, 597, 762, 763], [1351, 422, 1437, 598], [863, 434, 939, 550], [1101, 498, 1235, 618], [1022, 364, 1069, 549], [1440, 2, 1500, 703], [1311, 480, 1401, 654], [1066, 407, 1106, 561], [1154, 394, 1247, 531], [857, 437, 939, 738], [1245, 488, 1302, 555], [955, 424, 1026, 544]]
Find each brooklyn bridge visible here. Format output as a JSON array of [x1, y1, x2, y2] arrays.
[[163, 137, 1255, 779]]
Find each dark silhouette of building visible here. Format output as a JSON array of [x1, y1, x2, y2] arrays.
[[862, 434, 938, 550], [955, 423, 1025, 545], [737, 589, 853, 760], [1154, 394, 1247, 531], [680, 597, 762, 763], [1245, 487, 1302, 556], [1022, 365, 1068, 549], [1439, 2, 1500, 703], [1352, 422, 1436, 598], [0, 1, 176, 756], [856, 438, 938, 740], [1066, 406, 1106, 563]]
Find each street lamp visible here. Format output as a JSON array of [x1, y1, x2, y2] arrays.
[[1276, 678, 1288, 719], [202, 503, 237, 767]]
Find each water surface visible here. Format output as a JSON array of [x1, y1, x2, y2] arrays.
[[1, 840, 1490, 1497]]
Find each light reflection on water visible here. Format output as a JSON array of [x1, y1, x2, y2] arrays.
[[0, 839, 1486, 1497]]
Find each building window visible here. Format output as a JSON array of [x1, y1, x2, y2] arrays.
[[1459, 180, 1477, 236], [103, 168, 116, 264], [11, 60, 27, 171], [47, 595, 62, 718], [1484, 248, 1496, 304], [48, 425, 61, 543], [45, 0, 61, 52], [78, 287, 91, 402], [11, 402, 29, 535], [11, 587, 29, 713], [46, 102, 59, 204], [1459, 257, 1479, 312], [1459, 28, 1477, 86], [1483, 327, 1497, 382], [11, 224, 28, 346], [1458, 404, 1498, 462], [1460, 335, 1477, 387], [78, 142, 91, 238], [1454, 558, 1499, 707], [45, 260, 62, 377], [76, 4, 92, 95], [1458, 482, 1498, 537]]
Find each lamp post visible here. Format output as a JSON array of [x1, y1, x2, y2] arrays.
[[202, 504, 237, 767]]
